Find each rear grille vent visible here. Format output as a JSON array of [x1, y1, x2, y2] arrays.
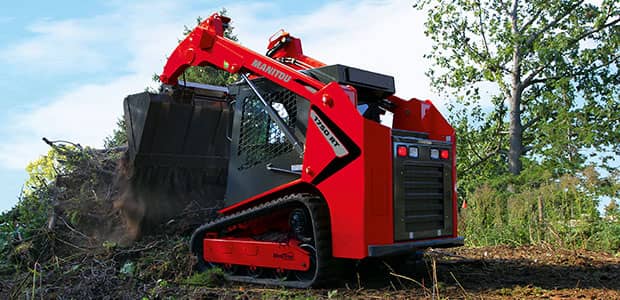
[[401, 164, 445, 233], [392, 133, 454, 241]]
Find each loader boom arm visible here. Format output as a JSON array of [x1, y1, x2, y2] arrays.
[[160, 13, 325, 100]]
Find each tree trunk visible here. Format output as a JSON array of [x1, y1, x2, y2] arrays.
[[509, 82, 523, 175], [509, 0, 523, 175]]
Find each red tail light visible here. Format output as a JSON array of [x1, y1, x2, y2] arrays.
[[397, 145, 407, 157], [440, 149, 450, 159]]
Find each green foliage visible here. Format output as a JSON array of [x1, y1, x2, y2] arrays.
[[0, 149, 65, 270], [183, 267, 225, 286], [23, 149, 62, 194], [605, 199, 620, 219], [460, 167, 620, 252], [104, 118, 127, 149], [0, 142, 114, 271], [15, 148, 69, 229], [415, 0, 619, 174]]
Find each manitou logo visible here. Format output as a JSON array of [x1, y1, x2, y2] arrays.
[[251, 59, 292, 83], [310, 110, 349, 158]]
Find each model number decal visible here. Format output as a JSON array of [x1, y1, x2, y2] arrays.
[[273, 252, 294, 261], [251, 59, 291, 83], [310, 110, 349, 158]]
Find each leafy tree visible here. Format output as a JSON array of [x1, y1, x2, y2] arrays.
[[103, 118, 127, 149], [414, 0, 619, 175], [23, 149, 59, 193]]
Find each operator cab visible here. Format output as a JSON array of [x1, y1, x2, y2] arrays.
[[225, 64, 396, 205]]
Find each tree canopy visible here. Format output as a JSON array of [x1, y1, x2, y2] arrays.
[[414, 0, 619, 176]]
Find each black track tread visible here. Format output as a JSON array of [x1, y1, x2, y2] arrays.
[[189, 193, 336, 288]]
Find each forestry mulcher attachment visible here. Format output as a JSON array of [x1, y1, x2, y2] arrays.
[[123, 13, 463, 287]]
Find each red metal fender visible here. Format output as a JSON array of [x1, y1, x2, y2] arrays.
[[203, 238, 311, 271]]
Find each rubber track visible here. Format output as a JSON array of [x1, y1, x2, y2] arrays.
[[189, 193, 337, 288]]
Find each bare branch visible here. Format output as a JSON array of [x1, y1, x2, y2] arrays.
[[521, 85, 544, 106], [477, 0, 491, 58], [510, 0, 522, 79], [527, 53, 620, 86], [573, 17, 620, 43], [465, 135, 486, 161], [522, 116, 541, 131], [520, 9, 544, 33], [525, 0, 585, 47], [511, 0, 519, 26], [522, 64, 547, 88], [463, 147, 503, 172]]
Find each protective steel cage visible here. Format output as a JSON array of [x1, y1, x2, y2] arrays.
[[237, 88, 299, 170]]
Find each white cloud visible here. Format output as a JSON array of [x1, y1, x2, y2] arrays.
[[228, 0, 437, 103], [0, 1, 202, 169], [0, 0, 438, 171], [0, 74, 153, 169], [0, 18, 120, 73]]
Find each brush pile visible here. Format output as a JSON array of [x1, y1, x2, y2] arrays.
[[0, 139, 222, 298]]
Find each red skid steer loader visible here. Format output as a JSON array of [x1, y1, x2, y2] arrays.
[[122, 13, 463, 287]]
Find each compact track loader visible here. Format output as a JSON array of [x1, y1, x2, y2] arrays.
[[123, 13, 463, 287]]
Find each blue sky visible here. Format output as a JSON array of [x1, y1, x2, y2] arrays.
[[0, 0, 434, 212]]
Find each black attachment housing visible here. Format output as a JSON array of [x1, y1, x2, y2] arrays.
[[123, 84, 231, 170], [121, 82, 232, 227], [305, 64, 395, 99]]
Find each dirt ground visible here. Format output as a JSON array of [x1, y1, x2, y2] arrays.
[[432, 245, 620, 299], [3, 236, 618, 299], [327, 244, 620, 299]]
